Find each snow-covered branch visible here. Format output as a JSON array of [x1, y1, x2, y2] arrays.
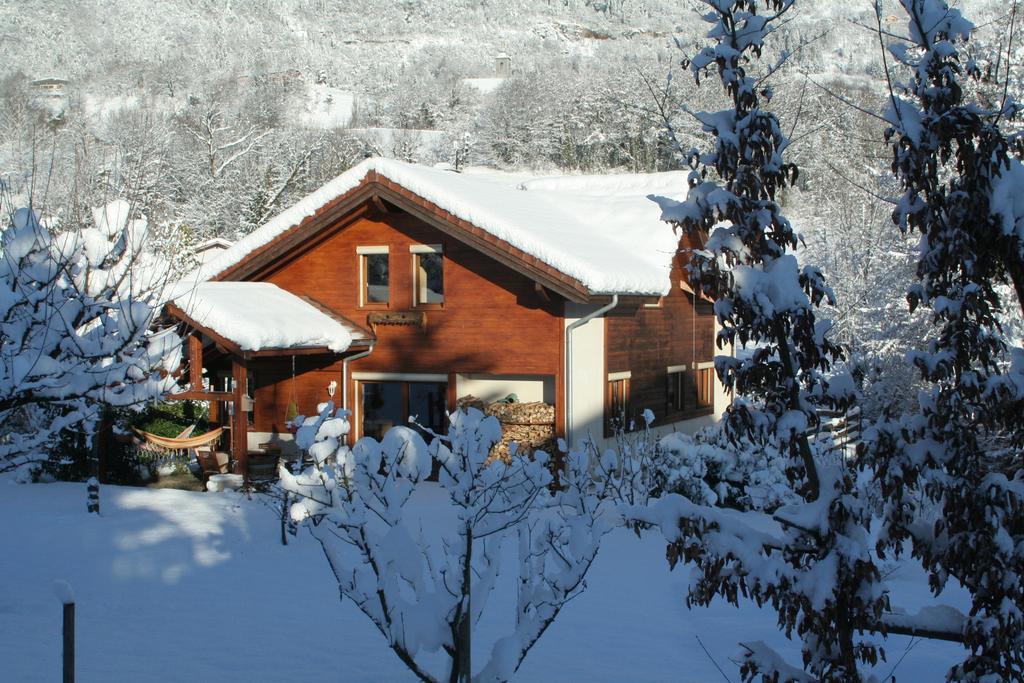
[[0, 200, 182, 480]]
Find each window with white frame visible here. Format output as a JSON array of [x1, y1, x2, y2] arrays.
[[411, 244, 444, 306], [358, 246, 389, 306]]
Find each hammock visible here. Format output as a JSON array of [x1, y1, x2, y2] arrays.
[[133, 427, 224, 451]]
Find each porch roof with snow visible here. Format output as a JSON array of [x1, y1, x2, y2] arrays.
[[186, 158, 688, 301], [168, 282, 372, 357]]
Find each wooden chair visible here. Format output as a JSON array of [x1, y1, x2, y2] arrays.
[[194, 447, 231, 484]]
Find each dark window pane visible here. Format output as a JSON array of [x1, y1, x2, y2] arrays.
[[416, 253, 444, 304], [362, 382, 402, 440], [666, 371, 684, 413], [365, 253, 389, 304], [408, 382, 447, 437]]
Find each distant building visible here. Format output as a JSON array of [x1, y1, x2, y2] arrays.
[[494, 53, 511, 78], [30, 77, 69, 94], [29, 77, 70, 120], [193, 237, 233, 266], [461, 54, 512, 95]]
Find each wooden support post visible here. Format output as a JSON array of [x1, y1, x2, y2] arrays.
[[62, 601, 74, 683], [232, 358, 249, 480], [188, 335, 203, 391], [447, 372, 458, 414]]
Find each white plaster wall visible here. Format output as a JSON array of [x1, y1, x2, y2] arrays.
[[455, 374, 554, 404], [565, 302, 606, 447]]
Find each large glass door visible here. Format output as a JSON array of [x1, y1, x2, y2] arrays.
[[361, 381, 447, 442]]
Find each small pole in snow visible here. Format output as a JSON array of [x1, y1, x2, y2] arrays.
[[86, 477, 99, 515], [54, 580, 75, 683]]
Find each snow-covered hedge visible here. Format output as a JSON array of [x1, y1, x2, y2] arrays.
[[654, 427, 798, 512]]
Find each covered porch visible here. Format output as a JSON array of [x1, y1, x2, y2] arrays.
[[166, 281, 374, 481]]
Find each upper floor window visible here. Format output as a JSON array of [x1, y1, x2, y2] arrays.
[[358, 246, 389, 307], [412, 244, 444, 307]]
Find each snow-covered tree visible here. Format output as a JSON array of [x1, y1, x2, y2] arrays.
[[0, 199, 181, 506], [785, 83, 927, 419], [280, 405, 613, 683], [635, 1, 889, 678], [861, 0, 1024, 677]]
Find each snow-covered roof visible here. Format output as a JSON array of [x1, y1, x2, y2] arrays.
[[172, 282, 364, 353], [194, 237, 233, 253], [189, 158, 688, 297]]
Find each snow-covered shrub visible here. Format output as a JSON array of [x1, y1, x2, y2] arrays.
[[637, 1, 889, 678], [575, 408, 662, 510], [281, 404, 613, 683], [655, 427, 798, 512], [0, 201, 181, 490]]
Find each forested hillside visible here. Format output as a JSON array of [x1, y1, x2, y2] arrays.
[[0, 0, 1016, 273], [2, 1, 1017, 417]]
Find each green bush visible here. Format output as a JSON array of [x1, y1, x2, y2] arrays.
[[131, 400, 210, 437]]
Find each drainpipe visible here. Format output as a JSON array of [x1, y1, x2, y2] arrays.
[[564, 295, 618, 448], [342, 343, 375, 415]]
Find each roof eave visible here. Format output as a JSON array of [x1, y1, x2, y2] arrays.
[[208, 169, 597, 304], [165, 302, 365, 361]]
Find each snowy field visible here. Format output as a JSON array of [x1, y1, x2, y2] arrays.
[[1, 479, 970, 682]]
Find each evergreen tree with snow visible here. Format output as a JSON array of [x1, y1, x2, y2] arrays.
[[862, 0, 1024, 678], [636, 0, 889, 679]]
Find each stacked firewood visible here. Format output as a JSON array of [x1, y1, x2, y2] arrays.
[[455, 395, 557, 463]]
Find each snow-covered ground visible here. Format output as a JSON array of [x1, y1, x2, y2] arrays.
[[1, 480, 969, 681], [295, 84, 355, 129]]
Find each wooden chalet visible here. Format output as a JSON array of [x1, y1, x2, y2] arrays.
[[167, 159, 726, 475]]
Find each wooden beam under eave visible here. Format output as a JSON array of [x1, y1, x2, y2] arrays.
[[188, 335, 203, 391], [246, 346, 332, 359], [245, 341, 372, 359], [231, 358, 249, 480], [589, 294, 661, 307]]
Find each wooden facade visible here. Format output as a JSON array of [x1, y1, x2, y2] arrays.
[[605, 242, 717, 432], [255, 207, 564, 437], [168, 173, 721, 473]]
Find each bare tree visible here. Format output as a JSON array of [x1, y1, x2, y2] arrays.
[[281, 405, 613, 683]]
